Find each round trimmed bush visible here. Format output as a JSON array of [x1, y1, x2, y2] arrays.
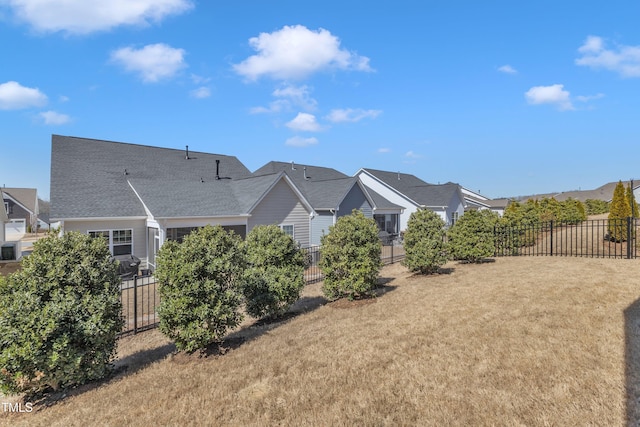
[[320, 210, 382, 300], [447, 209, 499, 263], [243, 225, 305, 319], [0, 232, 123, 395], [155, 225, 246, 353], [402, 208, 448, 274]]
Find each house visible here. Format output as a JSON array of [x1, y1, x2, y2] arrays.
[[254, 161, 404, 245], [355, 168, 467, 231], [50, 135, 314, 271], [460, 187, 492, 211], [2, 187, 39, 239], [0, 189, 8, 243]]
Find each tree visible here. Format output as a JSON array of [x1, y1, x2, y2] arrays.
[[608, 181, 631, 242], [155, 225, 246, 352], [402, 208, 448, 274], [0, 232, 123, 395], [320, 210, 382, 300], [243, 225, 306, 319], [585, 199, 609, 216], [447, 210, 499, 263]]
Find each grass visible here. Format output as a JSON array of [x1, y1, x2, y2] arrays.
[[2, 256, 640, 426]]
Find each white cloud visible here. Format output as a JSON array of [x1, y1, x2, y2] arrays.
[[273, 84, 317, 110], [2, 0, 193, 34], [326, 108, 381, 123], [249, 99, 290, 114], [39, 110, 70, 125], [525, 84, 574, 111], [285, 136, 319, 147], [377, 148, 391, 153], [0, 81, 47, 110], [285, 112, 322, 132], [189, 87, 210, 99], [190, 74, 211, 85], [405, 150, 422, 159], [233, 25, 372, 81], [59, 95, 69, 102], [498, 64, 517, 74], [576, 35, 640, 77], [576, 93, 605, 103], [111, 43, 187, 83]]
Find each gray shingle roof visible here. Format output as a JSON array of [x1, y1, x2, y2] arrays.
[[0, 190, 8, 222], [254, 161, 355, 210], [51, 135, 254, 219], [2, 188, 38, 214], [128, 174, 283, 218], [254, 161, 348, 184], [361, 168, 460, 207]]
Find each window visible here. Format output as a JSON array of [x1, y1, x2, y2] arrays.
[[451, 211, 459, 226], [88, 229, 133, 255], [280, 224, 294, 238], [112, 229, 133, 255], [4, 202, 9, 215]]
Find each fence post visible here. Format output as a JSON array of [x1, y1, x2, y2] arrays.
[[391, 243, 394, 264], [550, 221, 554, 257], [628, 217, 633, 259], [133, 275, 138, 334]]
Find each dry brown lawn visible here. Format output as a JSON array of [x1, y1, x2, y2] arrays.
[[3, 256, 640, 426]]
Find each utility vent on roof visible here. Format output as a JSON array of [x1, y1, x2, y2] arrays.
[[185, 145, 190, 160]]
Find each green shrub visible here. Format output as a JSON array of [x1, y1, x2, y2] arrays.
[[156, 225, 245, 352], [243, 225, 305, 319], [585, 199, 609, 216], [402, 209, 447, 274], [0, 232, 123, 395], [608, 181, 631, 242], [447, 210, 499, 263], [320, 210, 382, 300], [558, 198, 586, 224]]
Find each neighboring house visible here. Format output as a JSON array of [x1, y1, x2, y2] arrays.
[[0, 188, 8, 243], [484, 198, 510, 217], [355, 168, 466, 231], [254, 161, 403, 245], [460, 187, 492, 211], [50, 135, 314, 271], [2, 187, 39, 235]]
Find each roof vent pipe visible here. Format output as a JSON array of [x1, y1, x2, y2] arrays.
[[216, 159, 220, 180], [398, 171, 400, 180], [185, 145, 190, 160], [304, 166, 309, 180], [291, 161, 296, 170]]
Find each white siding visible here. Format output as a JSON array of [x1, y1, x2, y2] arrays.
[[357, 173, 416, 232], [248, 179, 311, 247], [63, 219, 147, 266]]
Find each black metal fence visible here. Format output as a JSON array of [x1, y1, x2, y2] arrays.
[[118, 242, 405, 336], [119, 273, 159, 335], [303, 243, 405, 284], [494, 217, 639, 259]]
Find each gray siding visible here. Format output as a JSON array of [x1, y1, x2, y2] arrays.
[[63, 219, 148, 266], [311, 212, 334, 246], [248, 179, 311, 247], [337, 184, 373, 218]]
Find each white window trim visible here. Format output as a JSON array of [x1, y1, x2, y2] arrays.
[[88, 229, 134, 256], [279, 224, 295, 239], [4, 202, 9, 215]]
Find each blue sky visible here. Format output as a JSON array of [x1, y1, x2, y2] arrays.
[[2, 0, 640, 201]]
